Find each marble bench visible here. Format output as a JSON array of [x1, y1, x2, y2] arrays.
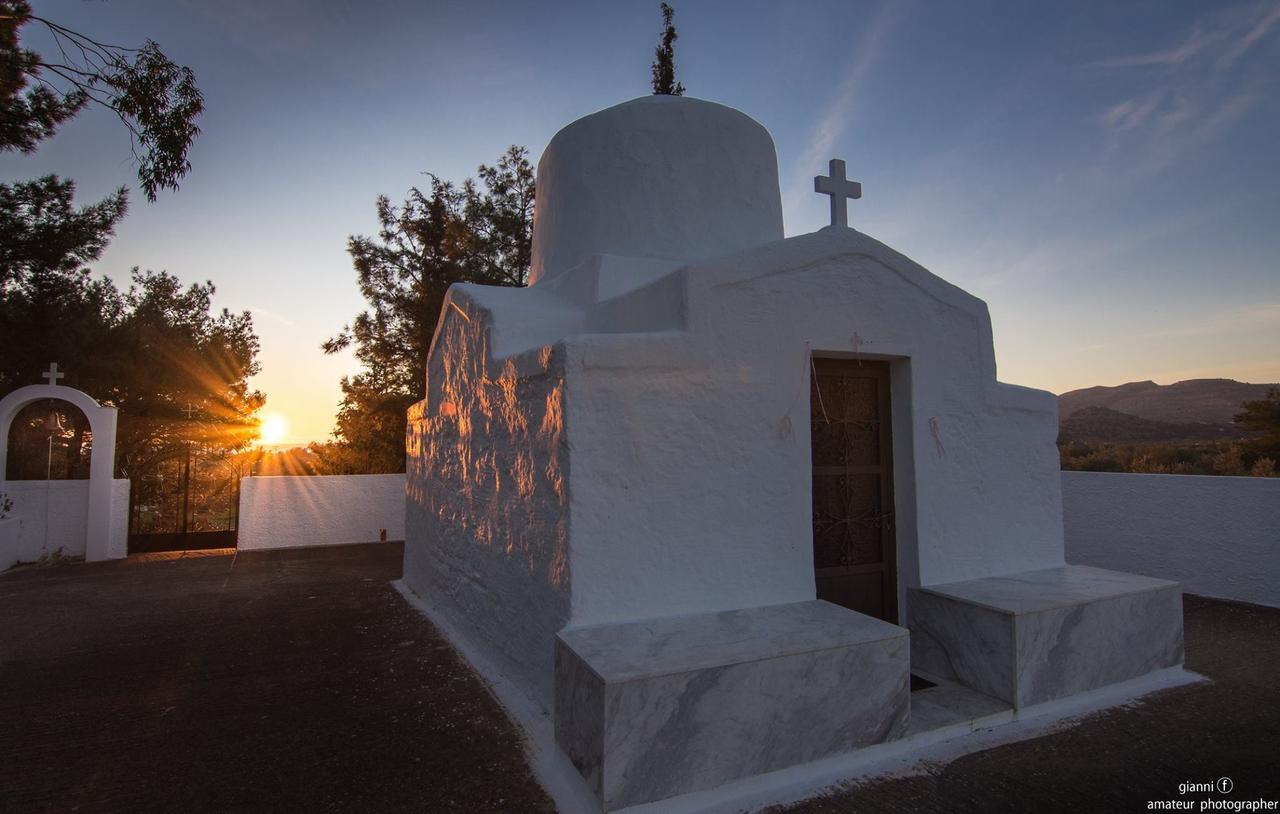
[[909, 564, 1183, 709], [554, 600, 909, 811]]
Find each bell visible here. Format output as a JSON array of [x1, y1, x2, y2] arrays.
[[43, 408, 64, 433]]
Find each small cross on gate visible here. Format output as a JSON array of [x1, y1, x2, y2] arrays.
[[182, 403, 198, 419], [814, 158, 862, 229], [41, 362, 66, 385]]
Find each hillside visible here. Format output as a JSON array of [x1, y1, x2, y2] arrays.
[[1057, 406, 1237, 444], [1058, 379, 1276, 430]]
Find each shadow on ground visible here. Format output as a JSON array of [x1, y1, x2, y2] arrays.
[[2, 544, 1277, 813], [771, 595, 1280, 813], [0, 543, 554, 813]]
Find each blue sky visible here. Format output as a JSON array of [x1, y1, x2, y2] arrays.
[[4, 0, 1278, 443]]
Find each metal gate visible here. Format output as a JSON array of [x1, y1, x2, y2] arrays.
[[127, 446, 240, 553]]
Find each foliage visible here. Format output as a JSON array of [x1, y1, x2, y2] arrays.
[[1057, 390, 1280, 477], [1234, 388, 1280, 460], [0, 490, 12, 519], [320, 146, 535, 473], [1235, 388, 1280, 435], [30, 547, 78, 567], [1, 266, 263, 479], [0, 175, 128, 290], [308, 377, 416, 476], [1059, 439, 1277, 477], [0, 2, 237, 504], [651, 3, 686, 96], [0, 0, 203, 200]]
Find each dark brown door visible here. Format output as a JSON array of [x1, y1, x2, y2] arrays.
[[810, 357, 897, 623]]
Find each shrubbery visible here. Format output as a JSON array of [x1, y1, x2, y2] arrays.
[[1059, 440, 1276, 477]]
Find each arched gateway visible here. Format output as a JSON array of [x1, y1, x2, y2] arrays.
[[0, 364, 122, 562]]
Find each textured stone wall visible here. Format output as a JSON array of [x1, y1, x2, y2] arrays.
[[403, 296, 571, 708]]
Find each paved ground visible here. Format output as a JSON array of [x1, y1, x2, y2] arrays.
[[0, 544, 554, 813], [773, 594, 1280, 813], [2, 544, 1277, 813]]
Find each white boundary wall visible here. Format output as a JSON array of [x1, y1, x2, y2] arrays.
[[1063, 471, 1280, 608], [0, 479, 129, 568], [237, 474, 405, 550]]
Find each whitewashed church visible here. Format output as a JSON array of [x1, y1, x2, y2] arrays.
[[401, 95, 1184, 811]]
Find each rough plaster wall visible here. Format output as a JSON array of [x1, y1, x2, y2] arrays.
[[0, 480, 91, 563], [108, 479, 129, 558], [0, 385, 118, 562], [694, 230, 1065, 591], [563, 337, 794, 628], [889, 361, 920, 616], [1064, 472, 1280, 608], [405, 219, 1065, 701], [530, 95, 783, 285], [565, 228, 1064, 627], [237, 474, 406, 550], [403, 291, 571, 708]]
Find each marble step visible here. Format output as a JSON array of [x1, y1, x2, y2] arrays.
[[909, 564, 1183, 709], [554, 599, 909, 811]]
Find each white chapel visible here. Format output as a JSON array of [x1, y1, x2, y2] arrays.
[[401, 95, 1184, 811]]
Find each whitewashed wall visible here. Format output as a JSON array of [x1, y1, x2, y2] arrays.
[[1063, 471, 1280, 608], [237, 474, 405, 550], [0, 479, 129, 569]]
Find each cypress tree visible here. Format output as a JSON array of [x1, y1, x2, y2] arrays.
[[650, 3, 686, 96]]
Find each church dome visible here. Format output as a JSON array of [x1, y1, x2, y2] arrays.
[[529, 95, 784, 285]]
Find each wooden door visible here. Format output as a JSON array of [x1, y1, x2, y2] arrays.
[[810, 358, 897, 623]]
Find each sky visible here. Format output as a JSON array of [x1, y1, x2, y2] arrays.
[[4, 0, 1278, 445]]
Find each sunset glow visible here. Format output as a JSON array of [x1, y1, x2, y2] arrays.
[[259, 414, 289, 446], [8, 2, 1276, 445]]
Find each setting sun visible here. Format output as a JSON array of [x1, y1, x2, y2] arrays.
[[259, 413, 289, 446]]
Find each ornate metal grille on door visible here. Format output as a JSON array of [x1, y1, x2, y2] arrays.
[[810, 358, 898, 623]]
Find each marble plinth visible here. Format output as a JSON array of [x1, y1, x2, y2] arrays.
[[909, 565, 1183, 708], [555, 600, 909, 811]]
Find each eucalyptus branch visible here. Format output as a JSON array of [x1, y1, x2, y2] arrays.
[[3, 5, 203, 199], [30, 15, 141, 57]]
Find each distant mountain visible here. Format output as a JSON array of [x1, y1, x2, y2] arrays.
[[1058, 379, 1276, 428], [1058, 406, 1237, 444]]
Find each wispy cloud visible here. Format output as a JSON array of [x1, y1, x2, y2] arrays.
[[1151, 359, 1280, 385], [1087, 25, 1210, 69], [1062, 302, 1280, 361], [961, 200, 1227, 295], [1121, 302, 1280, 343], [1086, 1, 1278, 175], [801, 8, 893, 166], [794, 2, 902, 194], [1219, 1, 1280, 67], [238, 306, 297, 328], [1086, 2, 1280, 73], [179, 0, 358, 57]]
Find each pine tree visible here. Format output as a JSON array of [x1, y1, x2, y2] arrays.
[[1235, 388, 1280, 469], [317, 147, 535, 474], [650, 3, 686, 96]]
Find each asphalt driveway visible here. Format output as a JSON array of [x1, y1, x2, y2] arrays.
[[2, 543, 1277, 813]]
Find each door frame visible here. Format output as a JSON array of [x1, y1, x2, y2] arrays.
[[809, 355, 900, 624]]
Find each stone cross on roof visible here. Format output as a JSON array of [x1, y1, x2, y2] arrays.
[[41, 362, 65, 385], [814, 159, 862, 229]]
